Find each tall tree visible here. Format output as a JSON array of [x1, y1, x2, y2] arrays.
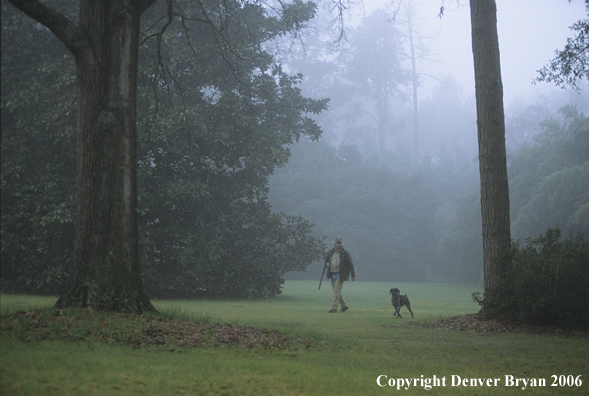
[[8, 0, 156, 312], [5, 0, 326, 307], [396, 1, 430, 163], [405, 7, 421, 163], [469, 0, 511, 296], [340, 9, 407, 154], [1, 0, 327, 298]]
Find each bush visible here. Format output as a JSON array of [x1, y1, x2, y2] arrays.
[[473, 227, 589, 328]]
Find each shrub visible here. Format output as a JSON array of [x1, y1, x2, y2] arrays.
[[473, 227, 589, 328]]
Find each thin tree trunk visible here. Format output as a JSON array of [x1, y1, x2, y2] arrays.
[[378, 84, 389, 154], [407, 14, 420, 163], [470, 0, 511, 296]]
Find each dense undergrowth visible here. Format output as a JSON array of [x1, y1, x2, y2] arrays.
[[473, 227, 589, 328]]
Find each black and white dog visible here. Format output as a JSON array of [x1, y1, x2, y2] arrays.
[[389, 288, 413, 318]]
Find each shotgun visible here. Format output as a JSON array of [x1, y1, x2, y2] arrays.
[[318, 262, 328, 290]]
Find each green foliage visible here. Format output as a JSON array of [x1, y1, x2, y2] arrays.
[[136, 0, 327, 298], [1, 0, 326, 298], [473, 227, 589, 328], [535, 3, 589, 91], [510, 107, 589, 238], [1, 2, 76, 295]]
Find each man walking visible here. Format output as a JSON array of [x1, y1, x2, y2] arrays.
[[325, 238, 356, 313]]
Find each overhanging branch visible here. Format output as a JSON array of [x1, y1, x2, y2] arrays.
[[7, 0, 91, 60]]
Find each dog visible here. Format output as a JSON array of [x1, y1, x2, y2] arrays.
[[389, 288, 413, 318]]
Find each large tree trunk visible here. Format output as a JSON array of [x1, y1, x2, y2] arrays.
[[9, 0, 156, 313], [470, 0, 511, 296]]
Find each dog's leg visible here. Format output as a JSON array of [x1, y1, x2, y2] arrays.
[[391, 301, 397, 317], [393, 303, 403, 318], [406, 301, 413, 318], [401, 294, 413, 318], [392, 296, 401, 318]]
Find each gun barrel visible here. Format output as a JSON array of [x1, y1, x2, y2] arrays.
[[318, 264, 327, 290]]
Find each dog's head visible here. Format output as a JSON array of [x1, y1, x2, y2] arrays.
[[389, 288, 400, 297]]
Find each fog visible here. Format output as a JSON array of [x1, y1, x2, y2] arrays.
[[269, 0, 589, 283], [395, 0, 586, 105], [274, 0, 589, 144], [334, 0, 588, 107]]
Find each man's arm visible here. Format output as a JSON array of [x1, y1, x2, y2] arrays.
[[345, 250, 356, 281]]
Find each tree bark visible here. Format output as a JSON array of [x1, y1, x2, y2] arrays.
[[9, 0, 156, 313], [470, 0, 511, 296]]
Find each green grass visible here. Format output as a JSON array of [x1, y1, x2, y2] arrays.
[[2, 281, 588, 395]]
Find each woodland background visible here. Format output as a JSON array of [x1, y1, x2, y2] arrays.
[[2, 0, 588, 298]]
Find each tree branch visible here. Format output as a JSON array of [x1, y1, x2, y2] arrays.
[[7, 0, 90, 59], [134, 0, 159, 15]]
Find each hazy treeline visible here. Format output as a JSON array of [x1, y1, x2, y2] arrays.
[[269, 106, 589, 283]]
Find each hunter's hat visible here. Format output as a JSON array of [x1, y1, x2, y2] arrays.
[[333, 237, 344, 246]]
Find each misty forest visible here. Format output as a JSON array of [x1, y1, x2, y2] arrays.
[[1, 0, 588, 324]]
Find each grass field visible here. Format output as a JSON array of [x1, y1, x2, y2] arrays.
[[1, 281, 588, 395]]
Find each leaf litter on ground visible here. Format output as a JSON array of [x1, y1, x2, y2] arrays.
[[412, 313, 588, 338], [0, 308, 312, 350]]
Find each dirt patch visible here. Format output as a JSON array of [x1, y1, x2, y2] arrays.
[[413, 313, 588, 338]]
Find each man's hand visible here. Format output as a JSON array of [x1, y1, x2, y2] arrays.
[[326, 262, 330, 267], [352, 277, 356, 281]]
